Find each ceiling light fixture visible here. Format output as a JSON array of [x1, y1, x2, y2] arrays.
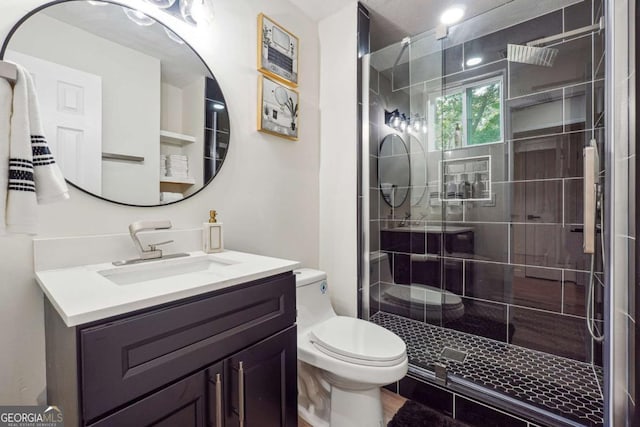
[[164, 27, 185, 44], [466, 56, 483, 67], [123, 8, 155, 26], [145, 0, 177, 9], [385, 109, 426, 134], [180, 0, 215, 26], [440, 6, 465, 25]]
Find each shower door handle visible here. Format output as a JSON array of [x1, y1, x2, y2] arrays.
[[584, 146, 597, 254]]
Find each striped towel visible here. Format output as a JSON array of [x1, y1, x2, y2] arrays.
[[2, 64, 69, 235]]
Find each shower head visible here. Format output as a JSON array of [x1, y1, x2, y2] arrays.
[[507, 18, 604, 68], [507, 44, 559, 67]]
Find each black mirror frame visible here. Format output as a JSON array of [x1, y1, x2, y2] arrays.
[[0, 0, 231, 207]]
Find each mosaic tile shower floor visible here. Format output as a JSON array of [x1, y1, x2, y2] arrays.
[[370, 311, 604, 426]]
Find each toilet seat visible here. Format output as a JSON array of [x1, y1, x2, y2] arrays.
[[309, 316, 406, 367], [384, 283, 463, 308]]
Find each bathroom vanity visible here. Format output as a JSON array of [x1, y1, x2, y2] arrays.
[[380, 225, 474, 291], [36, 250, 299, 427]]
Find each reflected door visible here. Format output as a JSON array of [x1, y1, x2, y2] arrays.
[[513, 145, 560, 280], [6, 50, 102, 195]]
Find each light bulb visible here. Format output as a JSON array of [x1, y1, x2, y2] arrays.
[[164, 27, 185, 44], [400, 120, 407, 131], [145, 0, 177, 9], [180, 0, 214, 25], [466, 57, 483, 67], [440, 6, 465, 25], [123, 8, 155, 26], [422, 121, 428, 133], [413, 115, 421, 132], [392, 116, 400, 128]]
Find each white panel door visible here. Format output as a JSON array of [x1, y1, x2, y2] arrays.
[[6, 50, 102, 195]]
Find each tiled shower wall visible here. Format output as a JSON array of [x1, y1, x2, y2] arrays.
[[369, 0, 605, 365]]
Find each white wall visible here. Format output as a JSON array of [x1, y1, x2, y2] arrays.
[[9, 13, 161, 205], [161, 82, 184, 133], [182, 78, 206, 192], [318, 2, 358, 316], [0, 0, 320, 405]]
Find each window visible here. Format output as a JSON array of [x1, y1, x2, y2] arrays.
[[428, 77, 503, 151]]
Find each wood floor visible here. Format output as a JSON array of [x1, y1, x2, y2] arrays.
[[298, 389, 407, 426]]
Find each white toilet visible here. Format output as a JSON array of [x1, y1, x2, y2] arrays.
[[370, 251, 465, 322], [295, 268, 408, 427]]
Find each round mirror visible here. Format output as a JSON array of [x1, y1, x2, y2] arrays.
[[409, 135, 427, 206], [378, 134, 410, 207], [1, 0, 230, 206]]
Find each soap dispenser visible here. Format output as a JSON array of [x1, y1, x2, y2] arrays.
[[203, 210, 224, 253]]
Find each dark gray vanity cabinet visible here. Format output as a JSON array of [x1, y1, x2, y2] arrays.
[[225, 327, 297, 427], [88, 369, 209, 427], [44, 272, 297, 427]]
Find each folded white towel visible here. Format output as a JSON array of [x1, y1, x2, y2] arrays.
[[0, 79, 10, 235], [160, 192, 183, 203], [5, 65, 69, 235]]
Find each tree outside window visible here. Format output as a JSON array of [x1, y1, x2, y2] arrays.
[[430, 78, 503, 150]]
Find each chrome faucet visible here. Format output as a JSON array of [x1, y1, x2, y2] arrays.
[[129, 220, 174, 260], [399, 212, 411, 227], [112, 220, 189, 266]]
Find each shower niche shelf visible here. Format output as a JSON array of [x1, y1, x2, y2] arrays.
[[439, 155, 492, 202]]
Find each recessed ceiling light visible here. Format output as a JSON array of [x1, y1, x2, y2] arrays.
[[466, 57, 483, 67], [440, 6, 465, 25]]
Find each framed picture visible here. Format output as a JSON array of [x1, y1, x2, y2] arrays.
[[258, 13, 299, 87], [258, 75, 299, 140]]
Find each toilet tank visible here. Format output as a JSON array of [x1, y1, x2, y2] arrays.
[[295, 268, 335, 332], [370, 251, 394, 284]]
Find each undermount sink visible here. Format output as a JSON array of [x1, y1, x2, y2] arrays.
[[98, 254, 240, 286]]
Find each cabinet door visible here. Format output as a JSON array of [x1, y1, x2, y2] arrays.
[[226, 326, 297, 427], [88, 371, 206, 427], [81, 273, 295, 421]]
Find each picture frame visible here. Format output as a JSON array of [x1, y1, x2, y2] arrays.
[[258, 75, 299, 140], [258, 13, 299, 87]]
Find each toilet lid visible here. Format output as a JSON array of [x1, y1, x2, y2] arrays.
[[385, 284, 462, 308], [309, 316, 406, 366]]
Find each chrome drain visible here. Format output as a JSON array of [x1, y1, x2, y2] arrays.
[[441, 347, 467, 363]]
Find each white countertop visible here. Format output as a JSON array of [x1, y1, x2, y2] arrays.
[[382, 225, 474, 234], [35, 250, 300, 327]]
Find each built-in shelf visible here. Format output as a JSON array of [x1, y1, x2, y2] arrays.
[[160, 130, 196, 146], [160, 177, 196, 185], [439, 155, 492, 202]]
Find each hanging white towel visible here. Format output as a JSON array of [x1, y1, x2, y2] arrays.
[[0, 79, 11, 235], [5, 64, 69, 235]]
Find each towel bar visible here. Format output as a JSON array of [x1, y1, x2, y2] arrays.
[[102, 152, 145, 163], [0, 61, 17, 84]]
